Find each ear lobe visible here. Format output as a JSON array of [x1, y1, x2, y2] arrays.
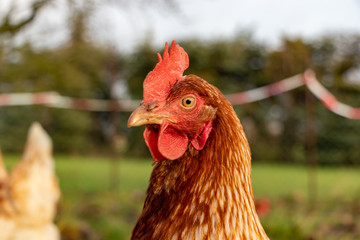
[[190, 121, 213, 151], [158, 123, 189, 160]]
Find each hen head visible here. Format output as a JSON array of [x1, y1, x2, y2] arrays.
[[128, 41, 218, 162]]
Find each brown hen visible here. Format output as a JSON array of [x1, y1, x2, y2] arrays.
[[128, 41, 268, 240]]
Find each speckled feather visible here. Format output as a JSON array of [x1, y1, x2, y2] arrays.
[[131, 75, 269, 240]]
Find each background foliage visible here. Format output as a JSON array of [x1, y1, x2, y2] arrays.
[[0, 1, 359, 164]]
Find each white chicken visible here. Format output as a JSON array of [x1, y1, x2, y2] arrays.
[[0, 123, 60, 240], [0, 150, 15, 240]]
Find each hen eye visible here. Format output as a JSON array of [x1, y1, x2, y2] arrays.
[[181, 96, 196, 109]]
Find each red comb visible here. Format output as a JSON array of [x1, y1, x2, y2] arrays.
[[143, 40, 189, 104]]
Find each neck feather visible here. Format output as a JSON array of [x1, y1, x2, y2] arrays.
[[132, 97, 268, 240]]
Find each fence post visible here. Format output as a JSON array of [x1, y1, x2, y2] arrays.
[[306, 88, 318, 208], [109, 54, 120, 191]]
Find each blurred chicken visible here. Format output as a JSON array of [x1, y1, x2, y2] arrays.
[[0, 150, 6, 180], [0, 123, 60, 240], [0, 150, 15, 240]]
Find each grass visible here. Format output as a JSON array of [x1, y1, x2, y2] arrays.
[[3, 155, 360, 240], [252, 164, 360, 240], [252, 164, 360, 200]]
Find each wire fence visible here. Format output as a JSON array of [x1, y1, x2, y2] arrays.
[[0, 70, 359, 165]]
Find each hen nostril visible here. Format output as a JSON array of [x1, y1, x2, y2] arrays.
[[147, 102, 158, 111]]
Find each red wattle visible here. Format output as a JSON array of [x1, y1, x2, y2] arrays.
[[144, 121, 212, 161], [144, 126, 166, 162], [158, 123, 189, 160]]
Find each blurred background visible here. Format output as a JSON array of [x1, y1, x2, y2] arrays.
[[1, 0, 360, 239]]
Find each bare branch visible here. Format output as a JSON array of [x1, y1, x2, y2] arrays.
[[0, 0, 51, 35]]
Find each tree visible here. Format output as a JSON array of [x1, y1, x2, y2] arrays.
[[0, 0, 50, 35], [0, 2, 115, 153]]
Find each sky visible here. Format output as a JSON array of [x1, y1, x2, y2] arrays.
[[2, 0, 360, 51], [89, 0, 360, 51]]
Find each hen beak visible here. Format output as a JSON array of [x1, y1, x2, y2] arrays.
[[127, 105, 175, 128]]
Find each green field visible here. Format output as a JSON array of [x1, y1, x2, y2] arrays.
[[3, 155, 360, 240]]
